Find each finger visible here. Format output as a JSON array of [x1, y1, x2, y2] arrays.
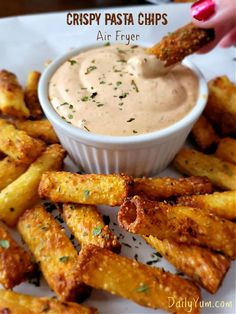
[[191, 7, 234, 30], [219, 26, 236, 47]]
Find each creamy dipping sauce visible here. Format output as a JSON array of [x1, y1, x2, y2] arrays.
[[49, 44, 199, 136]]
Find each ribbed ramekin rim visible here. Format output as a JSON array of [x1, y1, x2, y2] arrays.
[[38, 43, 208, 146]]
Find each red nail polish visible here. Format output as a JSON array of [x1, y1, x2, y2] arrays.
[[191, 0, 216, 21]]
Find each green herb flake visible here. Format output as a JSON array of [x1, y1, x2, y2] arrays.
[[83, 190, 90, 198], [85, 66, 97, 75], [135, 283, 149, 293], [117, 59, 126, 63], [84, 126, 90, 132], [119, 93, 128, 99], [69, 104, 74, 109], [100, 81, 106, 84], [127, 118, 135, 123], [131, 80, 139, 92], [118, 102, 124, 106], [92, 226, 102, 236], [97, 103, 104, 107], [91, 59, 96, 63], [104, 42, 110, 46], [68, 114, 73, 120], [116, 81, 122, 86], [91, 92, 98, 98], [81, 96, 89, 102], [0, 239, 9, 249], [59, 256, 69, 263], [68, 59, 77, 65]]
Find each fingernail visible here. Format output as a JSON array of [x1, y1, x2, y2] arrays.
[[191, 0, 216, 21]]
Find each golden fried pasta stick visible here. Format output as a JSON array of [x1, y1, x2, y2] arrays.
[[0, 119, 46, 164], [118, 196, 236, 258], [18, 206, 91, 302], [177, 190, 236, 220], [144, 236, 230, 294], [204, 76, 236, 135], [173, 148, 236, 190], [24, 71, 43, 120], [148, 23, 215, 66], [63, 204, 121, 253], [133, 176, 212, 200], [0, 157, 28, 191], [39, 172, 133, 206], [216, 138, 236, 165], [14, 119, 59, 144], [0, 223, 33, 289], [0, 70, 30, 118], [0, 289, 98, 314], [191, 115, 220, 151], [0, 144, 66, 227], [79, 244, 200, 314]]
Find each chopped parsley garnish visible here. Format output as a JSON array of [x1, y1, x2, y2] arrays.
[[83, 190, 90, 198], [0, 239, 9, 249], [85, 66, 97, 75], [60, 102, 69, 106], [91, 92, 98, 98], [84, 126, 90, 132], [118, 102, 124, 106], [131, 45, 138, 49], [81, 96, 89, 102], [69, 104, 74, 109], [117, 59, 126, 63], [59, 256, 69, 263], [117, 48, 126, 54], [91, 59, 96, 63], [119, 93, 128, 99], [104, 42, 110, 46], [68, 114, 73, 119], [131, 80, 139, 92], [92, 226, 102, 236], [127, 118, 135, 123], [100, 81, 106, 84], [68, 59, 77, 65], [97, 103, 104, 107], [135, 283, 149, 293], [116, 81, 122, 86]]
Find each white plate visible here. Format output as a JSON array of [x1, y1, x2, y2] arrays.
[[0, 4, 235, 314]]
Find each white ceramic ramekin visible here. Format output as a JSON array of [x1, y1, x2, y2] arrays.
[[39, 44, 208, 176]]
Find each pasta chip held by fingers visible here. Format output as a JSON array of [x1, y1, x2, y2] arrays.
[[39, 172, 133, 206], [0, 70, 30, 118], [144, 236, 230, 294], [0, 119, 46, 164], [63, 203, 121, 253], [18, 206, 91, 302], [133, 176, 213, 200], [79, 245, 200, 314], [177, 191, 236, 220], [0, 157, 28, 191], [0, 223, 33, 289], [216, 138, 236, 165], [0, 289, 98, 314], [191, 115, 220, 152], [118, 196, 236, 258], [14, 119, 59, 144], [204, 76, 236, 135], [24, 71, 43, 120], [148, 23, 215, 66], [173, 148, 236, 190], [0, 144, 66, 227]]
